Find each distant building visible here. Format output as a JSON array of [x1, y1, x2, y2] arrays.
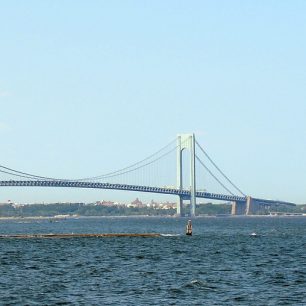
[[129, 198, 146, 208], [160, 201, 176, 209], [149, 199, 159, 208], [96, 200, 115, 207]]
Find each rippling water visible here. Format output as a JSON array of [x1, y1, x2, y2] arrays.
[[0, 216, 306, 305]]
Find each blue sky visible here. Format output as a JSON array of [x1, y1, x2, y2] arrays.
[[0, 1, 305, 204]]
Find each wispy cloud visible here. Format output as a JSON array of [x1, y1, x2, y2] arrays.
[[0, 122, 10, 132], [0, 90, 11, 97]]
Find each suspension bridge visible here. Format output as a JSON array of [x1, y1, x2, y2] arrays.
[[0, 134, 295, 216]]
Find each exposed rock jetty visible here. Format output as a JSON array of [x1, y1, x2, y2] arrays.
[[0, 233, 161, 239]]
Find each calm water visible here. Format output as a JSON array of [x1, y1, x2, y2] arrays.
[[0, 216, 306, 305]]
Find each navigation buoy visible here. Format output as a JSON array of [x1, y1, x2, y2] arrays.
[[186, 220, 192, 236]]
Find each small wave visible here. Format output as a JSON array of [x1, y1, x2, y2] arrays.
[[185, 279, 218, 290], [160, 234, 181, 237], [191, 279, 201, 284]]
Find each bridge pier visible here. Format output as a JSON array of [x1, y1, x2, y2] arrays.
[[246, 196, 252, 215], [231, 201, 247, 215], [177, 134, 196, 217], [190, 135, 196, 217], [176, 196, 183, 217], [231, 197, 262, 215], [246, 196, 264, 215], [246, 196, 262, 215]]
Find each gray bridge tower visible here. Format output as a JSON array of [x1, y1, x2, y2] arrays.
[[176, 134, 196, 217]]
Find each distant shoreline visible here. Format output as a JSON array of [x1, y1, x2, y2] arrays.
[[0, 214, 305, 220]]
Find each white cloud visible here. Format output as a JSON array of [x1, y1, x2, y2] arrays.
[[0, 90, 11, 97], [0, 122, 10, 132]]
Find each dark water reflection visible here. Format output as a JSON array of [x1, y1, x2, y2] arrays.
[[0, 216, 305, 305]]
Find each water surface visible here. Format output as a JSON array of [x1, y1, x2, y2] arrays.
[[0, 216, 305, 305]]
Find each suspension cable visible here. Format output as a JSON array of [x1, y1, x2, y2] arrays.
[[195, 156, 235, 196], [75, 138, 178, 181], [195, 141, 246, 196], [92, 144, 179, 180], [0, 165, 59, 181], [0, 168, 45, 180], [0, 138, 180, 182]]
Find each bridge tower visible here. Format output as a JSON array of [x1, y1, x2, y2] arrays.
[[176, 134, 196, 217]]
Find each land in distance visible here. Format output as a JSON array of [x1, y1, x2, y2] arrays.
[[0, 202, 304, 218]]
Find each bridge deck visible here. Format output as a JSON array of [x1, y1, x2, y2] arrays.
[[0, 180, 295, 207]]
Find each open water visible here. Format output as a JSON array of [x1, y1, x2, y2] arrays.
[[0, 216, 306, 305]]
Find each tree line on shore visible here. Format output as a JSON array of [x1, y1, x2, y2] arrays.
[[0, 202, 304, 217], [0, 202, 234, 217]]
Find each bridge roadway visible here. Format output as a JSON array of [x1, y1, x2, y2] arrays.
[[0, 180, 295, 207]]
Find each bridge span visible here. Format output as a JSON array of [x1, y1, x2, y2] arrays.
[[0, 133, 296, 216], [0, 180, 295, 216]]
